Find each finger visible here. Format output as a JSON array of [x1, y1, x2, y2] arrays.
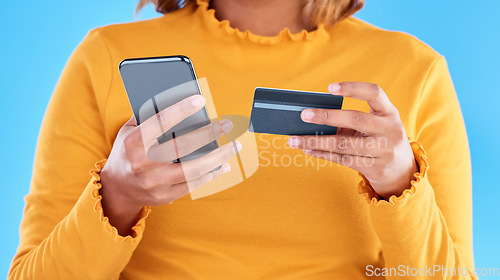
[[181, 141, 241, 182], [167, 141, 242, 184], [151, 163, 232, 205], [301, 109, 386, 136], [288, 135, 381, 157], [303, 149, 377, 172], [328, 82, 397, 115], [183, 162, 231, 193], [146, 119, 233, 162], [139, 95, 206, 147]]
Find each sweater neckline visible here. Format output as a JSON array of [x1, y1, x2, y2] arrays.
[[194, 0, 329, 45]]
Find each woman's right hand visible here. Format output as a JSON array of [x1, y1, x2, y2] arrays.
[[100, 95, 240, 236]]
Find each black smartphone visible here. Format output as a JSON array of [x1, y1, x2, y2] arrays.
[[119, 55, 218, 163]]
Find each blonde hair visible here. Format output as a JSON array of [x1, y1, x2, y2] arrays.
[[136, 0, 364, 28]]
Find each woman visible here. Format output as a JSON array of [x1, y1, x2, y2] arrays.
[[9, 0, 475, 279]]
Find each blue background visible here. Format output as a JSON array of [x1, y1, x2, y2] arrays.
[[1, 0, 498, 278]]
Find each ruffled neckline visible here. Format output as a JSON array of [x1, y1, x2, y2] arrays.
[[195, 0, 329, 45]]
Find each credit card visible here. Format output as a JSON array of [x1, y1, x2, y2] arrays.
[[248, 87, 343, 135]]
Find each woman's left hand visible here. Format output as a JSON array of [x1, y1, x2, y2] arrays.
[[288, 82, 418, 199]]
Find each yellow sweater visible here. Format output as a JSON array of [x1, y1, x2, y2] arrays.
[[9, 0, 474, 279]]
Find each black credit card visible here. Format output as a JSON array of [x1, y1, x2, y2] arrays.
[[248, 87, 343, 136]]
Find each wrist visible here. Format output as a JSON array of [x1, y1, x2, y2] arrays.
[[100, 168, 143, 235], [377, 158, 419, 200]]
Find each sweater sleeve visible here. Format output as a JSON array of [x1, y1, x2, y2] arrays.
[[359, 56, 475, 279], [8, 28, 151, 280]]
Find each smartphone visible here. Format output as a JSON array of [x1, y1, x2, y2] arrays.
[[119, 55, 218, 163]]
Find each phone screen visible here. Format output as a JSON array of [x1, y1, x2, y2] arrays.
[[119, 56, 218, 163]]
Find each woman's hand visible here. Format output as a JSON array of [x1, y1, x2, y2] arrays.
[[100, 95, 241, 235], [288, 82, 418, 199]]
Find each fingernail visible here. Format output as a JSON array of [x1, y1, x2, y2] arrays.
[[220, 119, 233, 133], [235, 141, 242, 152], [191, 95, 205, 107], [301, 110, 315, 121], [329, 83, 341, 93], [221, 163, 231, 173], [288, 136, 302, 148]]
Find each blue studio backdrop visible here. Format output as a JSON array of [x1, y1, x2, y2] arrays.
[[1, 1, 498, 278]]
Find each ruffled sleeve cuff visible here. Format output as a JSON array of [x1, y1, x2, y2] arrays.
[[89, 159, 152, 242], [53, 159, 153, 272], [358, 138, 430, 206], [357, 139, 438, 245]]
